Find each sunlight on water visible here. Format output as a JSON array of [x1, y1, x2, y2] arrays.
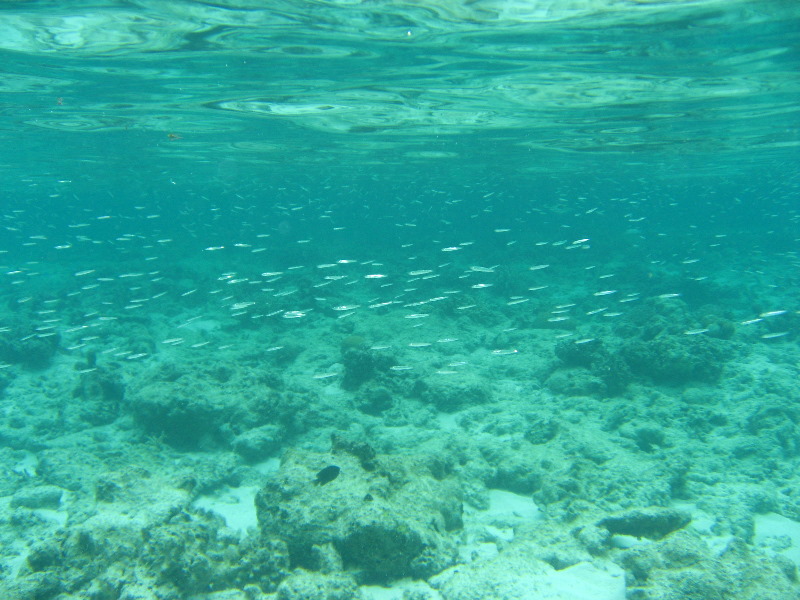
[[0, 0, 797, 165]]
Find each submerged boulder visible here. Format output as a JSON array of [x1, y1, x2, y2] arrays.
[[620, 335, 729, 385], [255, 449, 462, 583]]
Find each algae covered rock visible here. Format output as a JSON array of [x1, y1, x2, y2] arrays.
[[71, 365, 125, 426], [354, 384, 393, 415], [129, 378, 226, 447], [620, 335, 729, 385], [616, 529, 799, 600], [255, 449, 461, 582], [0, 325, 59, 369], [276, 568, 360, 600], [341, 348, 395, 391], [553, 338, 632, 396], [418, 372, 490, 412], [598, 507, 691, 540], [11, 484, 63, 509], [233, 424, 284, 461], [127, 362, 301, 450], [429, 541, 626, 600], [546, 368, 606, 397]]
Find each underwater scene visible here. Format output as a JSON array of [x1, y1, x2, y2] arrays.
[[1, 1, 799, 599]]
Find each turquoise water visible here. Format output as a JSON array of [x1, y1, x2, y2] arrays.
[[1, 1, 799, 599]]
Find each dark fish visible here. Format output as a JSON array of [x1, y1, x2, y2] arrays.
[[314, 465, 340, 486]]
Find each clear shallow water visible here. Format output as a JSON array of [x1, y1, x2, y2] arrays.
[[2, 0, 798, 171], [1, 1, 800, 599]]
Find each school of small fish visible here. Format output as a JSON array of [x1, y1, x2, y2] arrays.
[[0, 181, 797, 381]]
